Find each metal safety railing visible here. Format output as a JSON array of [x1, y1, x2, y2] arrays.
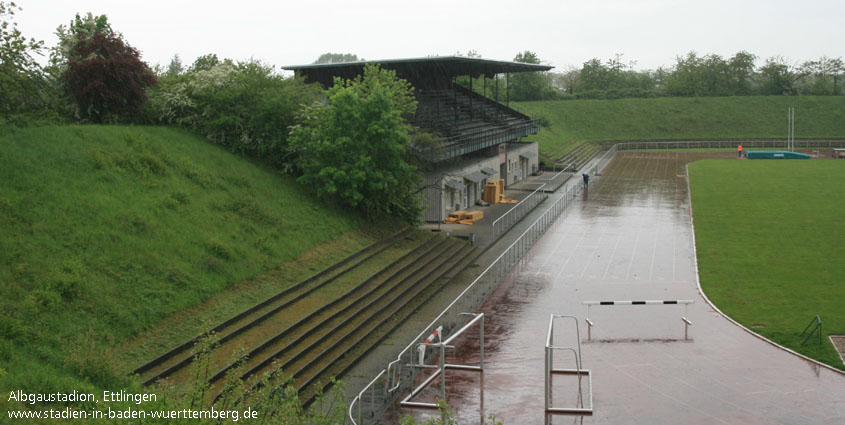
[[400, 313, 484, 409], [348, 141, 622, 425], [431, 121, 541, 161], [492, 183, 547, 236], [587, 144, 618, 177], [349, 183, 583, 424], [610, 139, 845, 151], [533, 168, 571, 193], [545, 315, 593, 415]]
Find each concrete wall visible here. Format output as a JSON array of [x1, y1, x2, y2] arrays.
[[421, 142, 539, 222], [504, 142, 539, 186], [422, 155, 501, 222]]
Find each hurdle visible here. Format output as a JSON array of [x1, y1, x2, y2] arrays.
[[545, 314, 593, 415], [400, 313, 484, 409], [582, 300, 695, 341]]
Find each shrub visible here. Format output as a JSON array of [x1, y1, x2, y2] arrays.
[[147, 59, 321, 168], [61, 31, 157, 122], [290, 64, 423, 223]]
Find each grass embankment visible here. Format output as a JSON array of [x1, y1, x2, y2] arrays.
[[0, 125, 392, 394], [513, 96, 845, 160], [689, 160, 845, 370]]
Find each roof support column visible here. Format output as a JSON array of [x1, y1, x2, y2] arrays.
[[469, 77, 473, 118], [506, 73, 510, 107], [453, 77, 458, 124]]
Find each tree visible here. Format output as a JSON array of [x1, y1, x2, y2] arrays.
[[576, 58, 609, 94], [290, 64, 422, 222], [49, 12, 113, 76], [551, 65, 579, 95], [61, 31, 157, 122], [700, 53, 729, 96], [509, 50, 555, 101], [757, 56, 801, 95], [0, 1, 48, 115], [166, 53, 184, 77], [665, 51, 705, 96], [189, 53, 222, 72], [313, 52, 361, 64], [727, 51, 757, 95], [800, 56, 844, 95]]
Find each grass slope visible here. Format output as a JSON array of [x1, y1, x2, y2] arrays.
[[513, 96, 845, 159], [689, 159, 845, 370], [0, 125, 384, 393]]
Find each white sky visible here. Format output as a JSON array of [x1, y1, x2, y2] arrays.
[[15, 0, 845, 73]]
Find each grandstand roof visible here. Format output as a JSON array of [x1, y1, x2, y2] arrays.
[[283, 56, 553, 87]]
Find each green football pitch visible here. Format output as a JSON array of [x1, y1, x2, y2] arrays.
[[689, 159, 845, 370]]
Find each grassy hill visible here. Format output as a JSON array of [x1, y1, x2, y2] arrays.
[[513, 96, 845, 160], [0, 125, 391, 395]]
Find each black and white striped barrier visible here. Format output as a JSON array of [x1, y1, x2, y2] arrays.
[[582, 300, 695, 341], [583, 300, 694, 306]]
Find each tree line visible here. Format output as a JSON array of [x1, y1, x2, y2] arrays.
[[500, 51, 844, 101]]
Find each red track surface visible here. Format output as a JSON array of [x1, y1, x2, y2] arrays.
[[386, 152, 845, 425]]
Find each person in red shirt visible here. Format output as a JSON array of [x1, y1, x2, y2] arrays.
[[738, 144, 743, 158]]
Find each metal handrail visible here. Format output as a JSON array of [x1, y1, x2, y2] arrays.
[[492, 183, 547, 236], [534, 168, 573, 193], [588, 144, 617, 177], [349, 145, 620, 425], [545, 314, 592, 415], [388, 182, 580, 387], [350, 369, 386, 425], [431, 121, 541, 161], [611, 139, 845, 151], [349, 184, 581, 424], [441, 120, 539, 145], [539, 168, 568, 182], [400, 313, 485, 409]]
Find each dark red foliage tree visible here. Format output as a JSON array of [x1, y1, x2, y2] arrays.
[[61, 31, 156, 122]]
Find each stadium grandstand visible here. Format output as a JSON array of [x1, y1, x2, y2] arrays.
[[284, 56, 553, 222]]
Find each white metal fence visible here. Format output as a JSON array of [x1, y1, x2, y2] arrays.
[[492, 183, 547, 236], [610, 139, 845, 151], [347, 139, 640, 424], [588, 144, 617, 176], [349, 182, 584, 424], [534, 168, 572, 193]]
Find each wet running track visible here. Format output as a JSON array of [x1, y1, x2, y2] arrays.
[[385, 152, 845, 425]]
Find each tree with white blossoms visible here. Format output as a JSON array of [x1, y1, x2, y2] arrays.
[[49, 12, 114, 77], [147, 59, 320, 167]]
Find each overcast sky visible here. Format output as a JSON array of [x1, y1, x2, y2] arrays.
[[16, 0, 845, 73]]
